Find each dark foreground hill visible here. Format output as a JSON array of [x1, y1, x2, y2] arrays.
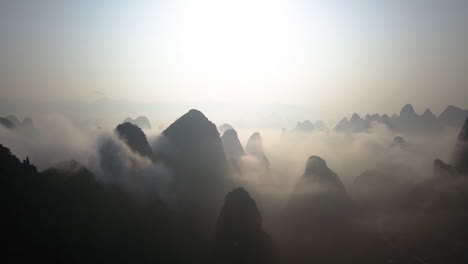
[[1, 144, 177, 263]]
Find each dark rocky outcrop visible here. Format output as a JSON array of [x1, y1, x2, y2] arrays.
[[1, 144, 176, 263], [215, 187, 275, 264], [116, 122, 153, 159]]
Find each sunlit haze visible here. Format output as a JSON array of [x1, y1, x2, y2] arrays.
[[2, 0, 468, 124]]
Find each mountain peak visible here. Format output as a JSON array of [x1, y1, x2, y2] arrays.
[[246, 132, 269, 169], [115, 122, 153, 158], [422, 108, 434, 116], [350, 113, 362, 122], [400, 104, 416, 116], [215, 187, 275, 263], [439, 105, 468, 127], [295, 120, 315, 132], [221, 129, 245, 158], [246, 132, 263, 156], [305, 156, 329, 176], [335, 117, 349, 131]]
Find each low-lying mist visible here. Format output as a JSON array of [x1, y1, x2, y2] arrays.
[[1, 110, 467, 263]]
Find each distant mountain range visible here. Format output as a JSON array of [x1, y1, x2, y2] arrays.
[[334, 104, 468, 133]]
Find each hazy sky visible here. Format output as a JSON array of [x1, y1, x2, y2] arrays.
[[1, 0, 468, 118]]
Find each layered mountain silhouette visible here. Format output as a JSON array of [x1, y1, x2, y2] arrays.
[[245, 132, 269, 169], [334, 104, 468, 133], [116, 122, 153, 159], [215, 187, 275, 264], [123, 116, 151, 130], [0, 144, 177, 263]]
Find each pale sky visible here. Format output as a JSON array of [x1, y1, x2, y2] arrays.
[[1, 0, 468, 118]]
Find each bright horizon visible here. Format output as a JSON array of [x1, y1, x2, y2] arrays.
[[1, 0, 468, 120]]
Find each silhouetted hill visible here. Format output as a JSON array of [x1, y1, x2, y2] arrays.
[[246, 132, 269, 169], [439, 105, 468, 127], [215, 187, 276, 264], [156, 109, 230, 228], [285, 156, 351, 228], [221, 129, 245, 159], [283, 156, 361, 263], [1, 144, 178, 263], [349, 113, 365, 132], [302, 156, 346, 192], [123, 116, 151, 129], [453, 117, 468, 174], [0, 117, 15, 129], [421, 108, 439, 130], [5, 114, 20, 126], [116, 122, 153, 158], [334, 117, 349, 131], [221, 128, 245, 175]]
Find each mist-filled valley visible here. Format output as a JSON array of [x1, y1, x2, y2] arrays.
[[2, 104, 468, 263], [3, 1, 468, 262]]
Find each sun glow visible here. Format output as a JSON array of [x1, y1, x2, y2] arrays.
[[155, 0, 314, 103]]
